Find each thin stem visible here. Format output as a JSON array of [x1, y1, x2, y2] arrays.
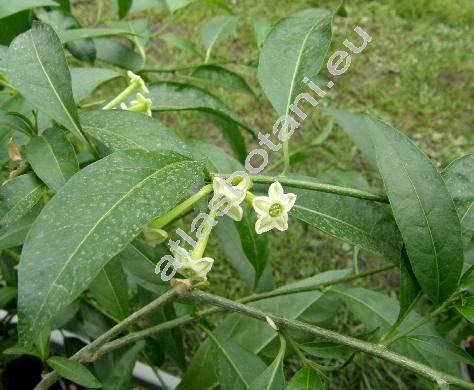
[[191, 210, 216, 260], [34, 284, 188, 390], [210, 173, 389, 203], [3, 248, 20, 263], [281, 125, 290, 176], [149, 184, 213, 229], [379, 291, 423, 343], [181, 290, 473, 389], [353, 246, 360, 274], [95, 264, 396, 355], [102, 84, 136, 110], [95, 0, 103, 25], [383, 292, 460, 345]]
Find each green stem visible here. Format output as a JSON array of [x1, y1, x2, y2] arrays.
[[182, 290, 474, 389], [149, 184, 213, 229], [383, 292, 460, 345], [102, 84, 137, 110], [379, 291, 422, 343], [353, 246, 360, 275], [2, 248, 20, 263], [211, 173, 389, 203], [281, 125, 290, 176], [96, 264, 396, 355], [191, 210, 216, 260]]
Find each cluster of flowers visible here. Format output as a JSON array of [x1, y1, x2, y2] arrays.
[[147, 178, 297, 282], [103, 71, 152, 116]]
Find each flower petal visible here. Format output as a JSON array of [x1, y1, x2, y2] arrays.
[[281, 193, 297, 211], [227, 204, 243, 221], [274, 212, 288, 231], [255, 215, 275, 234], [253, 197, 271, 215], [268, 181, 284, 199]]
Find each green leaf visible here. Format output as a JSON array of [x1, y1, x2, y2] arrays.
[[0, 173, 44, 228], [257, 8, 332, 116], [101, 341, 145, 389], [18, 150, 204, 345], [188, 140, 242, 174], [285, 367, 324, 390], [403, 335, 474, 365], [366, 116, 464, 303], [166, 0, 193, 13], [160, 33, 202, 57], [0, 206, 40, 251], [0, 0, 58, 19], [0, 287, 17, 309], [58, 28, 138, 43], [26, 127, 79, 192], [442, 154, 474, 268], [288, 173, 402, 261], [0, 11, 32, 47], [207, 331, 267, 389], [71, 68, 121, 102], [248, 334, 286, 390], [203, 112, 247, 163], [35, 324, 51, 360], [6, 22, 89, 145], [399, 248, 421, 320], [236, 204, 269, 288], [251, 16, 271, 48], [148, 81, 255, 136], [200, 15, 238, 62], [180, 270, 348, 390], [191, 65, 254, 95], [107, 18, 151, 47], [117, 0, 133, 18], [47, 356, 101, 388], [455, 295, 474, 323], [89, 257, 129, 322], [325, 107, 377, 169], [80, 109, 189, 156], [94, 38, 145, 70]]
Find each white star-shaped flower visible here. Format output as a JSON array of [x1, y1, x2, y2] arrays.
[[252, 181, 297, 234], [212, 177, 247, 221], [127, 70, 149, 94], [172, 246, 214, 281]]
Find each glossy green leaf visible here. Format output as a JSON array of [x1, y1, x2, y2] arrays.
[[455, 296, 474, 323], [101, 341, 145, 389], [325, 107, 377, 169], [251, 16, 271, 48], [442, 154, 474, 267], [6, 22, 88, 144], [248, 334, 286, 390], [0, 0, 57, 19], [80, 109, 189, 156], [117, 0, 133, 18], [289, 173, 402, 261], [89, 257, 129, 322], [196, 327, 265, 390], [191, 65, 254, 95], [286, 367, 324, 390], [47, 356, 101, 388], [200, 15, 238, 62], [148, 82, 255, 136], [0, 287, 17, 309], [26, 127, 78, 191], [37, 9, 96, 63], [71, 68, 121, 102], [0, 206, 40, 251], [0, 173, 44, 228], [366, 116, 463, 303], [404, 335, 473, 365], [399, 249, 421, 320], [18, 150, 204, 345], [258, 8, 332, 116]]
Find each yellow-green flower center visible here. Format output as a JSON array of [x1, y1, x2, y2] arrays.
[[269, 203, 283, 217]]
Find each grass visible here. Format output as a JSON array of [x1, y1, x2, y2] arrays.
[[73, 0, 474, 388]]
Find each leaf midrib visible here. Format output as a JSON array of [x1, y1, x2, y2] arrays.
[[31, 159, 192, 330]]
